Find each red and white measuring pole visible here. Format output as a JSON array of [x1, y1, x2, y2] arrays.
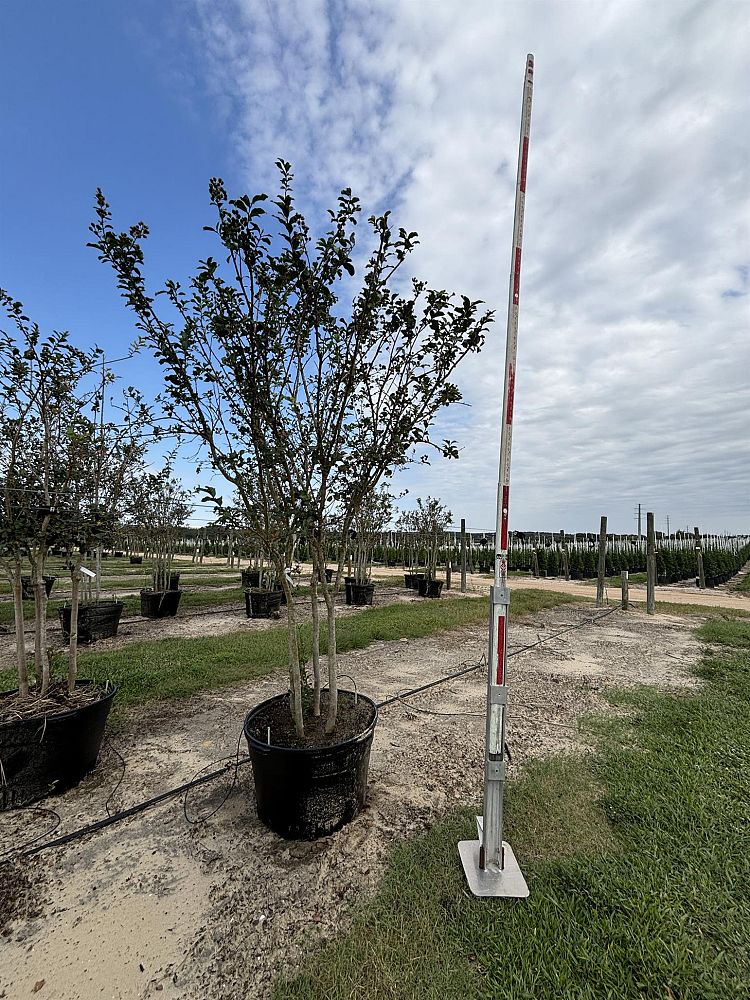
[[459, 55, 534, 896], [483, 52, 534, 873]]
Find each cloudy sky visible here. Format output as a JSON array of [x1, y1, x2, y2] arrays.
[[2, 0, 748, 533]]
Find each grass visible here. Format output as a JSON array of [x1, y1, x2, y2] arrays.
[[275, 616, 750, 1000], [732, 568, 750, 594], [0, 589, 578, 713]]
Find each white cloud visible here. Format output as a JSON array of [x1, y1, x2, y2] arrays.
[[184, 0, 749, 532]]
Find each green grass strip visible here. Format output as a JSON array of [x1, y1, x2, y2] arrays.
[[275, 616, 750, 1000], [0, 589, 577, 713]]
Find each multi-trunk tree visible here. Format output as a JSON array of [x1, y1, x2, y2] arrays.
[[90, 161, 493, 738]]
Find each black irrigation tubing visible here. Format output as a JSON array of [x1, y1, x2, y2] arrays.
[[8, 606, 618, 861]]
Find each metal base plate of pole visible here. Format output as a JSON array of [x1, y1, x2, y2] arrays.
[[459, 817, 529, 898]]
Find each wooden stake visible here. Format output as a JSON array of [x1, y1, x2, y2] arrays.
[[647, 512, 656, 614], [460, 518, 467, 592], [596, 515, 607, 607], [621, 569, 629, 610], [694, 526, 705, 590]]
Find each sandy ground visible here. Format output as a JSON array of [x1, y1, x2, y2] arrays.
[[498, 572, 750, 611], [0, 601, 706, 1000], [370, 563, 750, 612]]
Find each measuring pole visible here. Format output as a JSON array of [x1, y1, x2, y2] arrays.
[[459, 54, 534, 899]]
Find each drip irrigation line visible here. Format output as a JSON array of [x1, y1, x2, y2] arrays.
[[376, 655, 487, 710], [183, 729, 245, 826], [17, 760, 248, 860], [6, 606, 617, 860], [0, 806, 61, 861]]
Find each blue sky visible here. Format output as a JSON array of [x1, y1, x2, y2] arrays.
[[2, 1, 748, 533]]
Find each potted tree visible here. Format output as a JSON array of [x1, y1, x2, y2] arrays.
[[91, 162, 492, 837], [410, 497, 451, 597], [131, 462, 193, 618], [58, 383, 149, 645], [0, 292, 121, 808], [397, 510, 422, 590], [347, 489, 394, 606]]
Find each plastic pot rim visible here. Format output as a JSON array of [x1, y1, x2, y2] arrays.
[[0, 680, 118, 730], [244, 689, 378, 756]]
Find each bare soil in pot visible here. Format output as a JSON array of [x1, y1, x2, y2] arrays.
[[245, 689, 375, 750]]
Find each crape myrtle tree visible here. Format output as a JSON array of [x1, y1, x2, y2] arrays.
[[395, 509, 420, 574], [350, 488, 395, 585], [128, 460, 194, 593], [89, 161, 493, 738], [412, 497, 453, 581], [0, 291, 151, 701], [59, 386, 150, 692], [0, 291, 101, 699]]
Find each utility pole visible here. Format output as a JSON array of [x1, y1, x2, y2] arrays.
[[636, 503, 642, 540], [459, 54, 533, 899]]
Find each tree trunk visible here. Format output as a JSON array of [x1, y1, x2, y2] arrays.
[[95, 545, 102, 600], [319, 571, 338, 734], [34, 575, 50, 696], [12, 560, 29, 699], [310, 555, 321, 716], [68, 569, 81, 694], [279, 561, 304, 738]]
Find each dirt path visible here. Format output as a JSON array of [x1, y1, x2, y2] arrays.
[[493, 573, 750, 611], [0, 603, 706, 1000]]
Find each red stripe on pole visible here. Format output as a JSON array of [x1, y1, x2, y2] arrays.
[[506, 364, 516, 424], [496, 616, 506, 684], [512, 246, 522, 303], [500, 485, 510, 549], [519, 137, 529, 193]]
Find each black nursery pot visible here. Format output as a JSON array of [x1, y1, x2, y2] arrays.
[[129, 555, 143, 565], [168, 572, 181, 591], [59, 600, 124, 643], [140, 589, 183, 618], [0, 681, 117, 811], [21, 576, 56, 600], [351, 582, 375, 606], [245, 588, 283, 619], [244, 691, 378, 840], [324, 568, 334, 584], [417, 579, 444, 599]]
